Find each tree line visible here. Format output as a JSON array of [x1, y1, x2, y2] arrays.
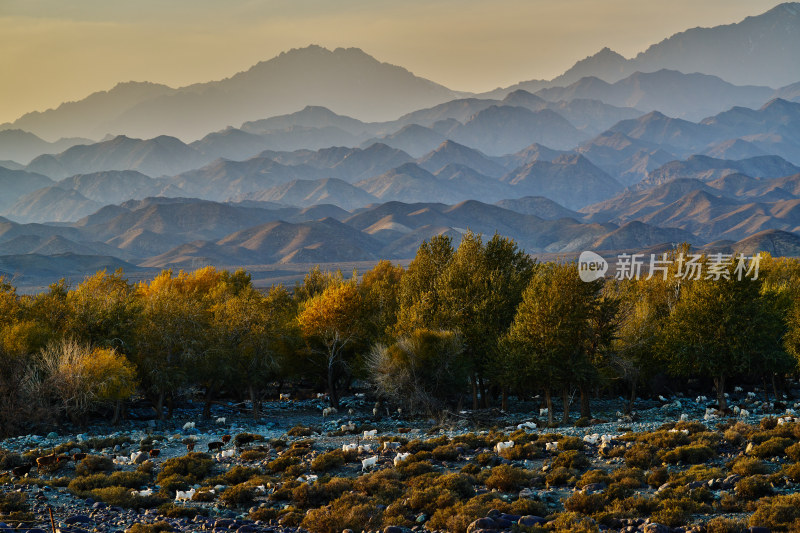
[[1, 232, 799, 435]]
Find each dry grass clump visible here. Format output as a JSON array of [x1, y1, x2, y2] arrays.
[[748, 493, 800, 530], [749, 437, 793, 458], [287, 425, 316, 437], [75, 454, 114, 476], [91, 486, 166, 508], [731, 456, 770, 476], [485, 464, 528, 491], [157, 453, 214, 484], [219, 483, 257, 507], [301, 493, 383, 533], [660, 444, 716, 464], [240, 448, 270, 462]]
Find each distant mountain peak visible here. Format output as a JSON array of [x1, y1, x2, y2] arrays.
[[763, 2, 800, 17]]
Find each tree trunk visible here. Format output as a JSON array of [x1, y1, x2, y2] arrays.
[[561, 387, 571, 425], [714, 375, 727, 411], [249, 385, 260, 418], [478, 375, 487, 408], [471, 374, 478, 410], [327, 362, 340, 409], [111, 401, 122, 425], [154, 392, 165, 420], [545, 388, 554, 426], [167, 395, 174, 419], [202, 385, 216, 418], [772, 374, 780, 402], [579, 385, 592, 420], [627, 377, 637, 415], [501, 387, 508, 412]]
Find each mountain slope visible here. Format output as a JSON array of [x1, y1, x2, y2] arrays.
[[5, 46, 459, 141], [502, 154, 623, 209], [235, 178, 377, 211], [26, 135, 210, 179]]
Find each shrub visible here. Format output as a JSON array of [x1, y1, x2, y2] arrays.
[[660, 444, 715, 464], [157, 503, 206, 518], [723, 429, 745, 446], [69, 471, 149, 493], [749, 493, 800, 530], [510, 497, 547, 517], [396, 459, 435, 479], [125, 522, 173, 533], [782, 462, 800, 482], [484, 464, 528, 492], [0, 451, 25, 469], [287, 425, 316, 437], [451, 433, 491, 450], [249, 507, 279, 521], [651, 505, 689, 528], [208, 465, 261, 486], [311, 450, 346, 472], [558, 436, 585, 451], [301, 493, 383, 533], [564, 491, 608, 515], [750, 437, 793, 458], [92, 486, 165, 508], [267, 455, 300, 473], [475, 452, 498, 466], [240, 449, 269, 462], [75, 455, 114, 476], [156, 474, 189, 497], [219, 483, 256, 508], [0, 491, 28, 513], [461, 463, 481, 476], [647, 467, 668, 488], [734, 475, 773, 500], [705, 517, 747, 533], [157, 453, 213, 484], [427, 494, 510, 533], [731, 457, 770, 476], [760, 417, 778, 430], [431, 444, 460, 461], [553, 450, 590, 470], [576, 469, 610, 489], [546, 511, 600, 533], [545, 466, 574, 487], [499, 443, 541, 461], [785, 442, 800, 462], [624, 445, 656, 469]]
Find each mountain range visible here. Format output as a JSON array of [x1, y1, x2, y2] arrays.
[[2, 3, 800, 289]]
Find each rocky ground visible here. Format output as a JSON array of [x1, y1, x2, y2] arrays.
[[1, 389, 800, 533]]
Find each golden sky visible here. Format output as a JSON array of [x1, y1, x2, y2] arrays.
[[0, 0, 782, 124]]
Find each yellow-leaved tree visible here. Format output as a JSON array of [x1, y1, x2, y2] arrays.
[[35, 338, 138, 424], [298, 281, 365, 408]]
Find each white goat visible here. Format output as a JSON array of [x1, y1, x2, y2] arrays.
[[394, 452, 410, 466], [495, 441, 514, 454], [175, 488, 195, 501], [361, 456, 378, 470]]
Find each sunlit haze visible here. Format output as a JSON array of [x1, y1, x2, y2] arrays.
[[0, 0, 781, 124]]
